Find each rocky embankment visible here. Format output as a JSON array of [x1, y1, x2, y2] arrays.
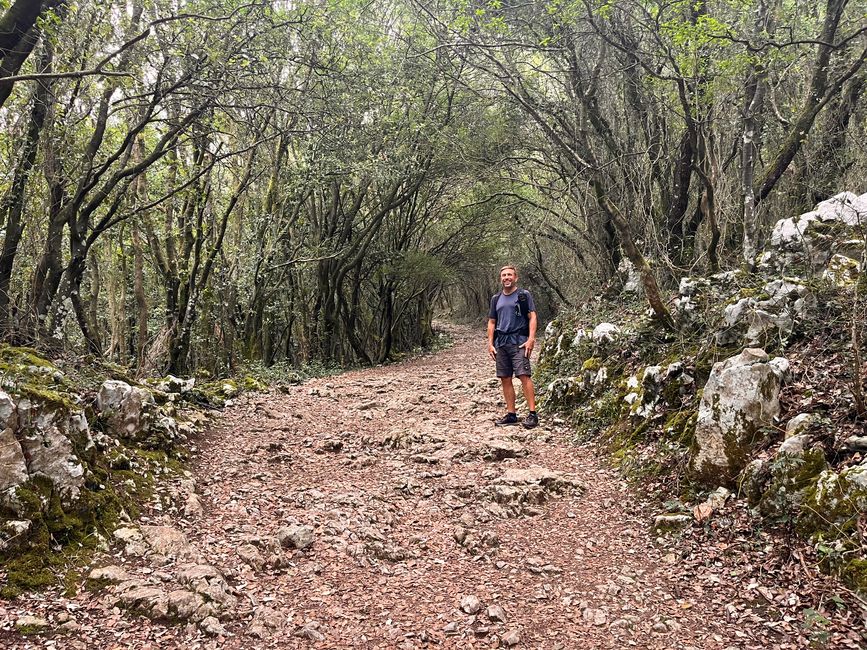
[[0, 350, 234, 599], [540, 191, 867, 598]]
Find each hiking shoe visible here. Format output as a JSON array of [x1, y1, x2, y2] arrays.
[[522, 412, 539, 429], [495, 412, 519, 426]]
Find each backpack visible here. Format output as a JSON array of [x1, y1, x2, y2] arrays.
[[493, 288, 530, 336]]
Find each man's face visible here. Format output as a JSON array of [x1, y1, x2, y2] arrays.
[[500, 268, 517, 289]]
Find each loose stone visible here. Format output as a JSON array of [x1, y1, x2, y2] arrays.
[[487, 604, 507, 622], [501, 629, 522, 646], [460, 594, 483, 614], [277, 523, 315, 549]]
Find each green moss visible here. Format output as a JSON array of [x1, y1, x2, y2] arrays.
[[846, 558, 867, 594], [0, 345, 80, 412], [660, 376, 689, 407], [62, 569, 82, 597], [799, 467, 867, 537], [663, 410, 697, 445], [0, 344, 56, 369], [759, 449, 828, 519], [581, 357, 602, 372], [796, 466, 867, 594], [136, 447, 185, 473], [18, 383, 77, 411], [240, 375, 268, 391], [1, 549, 59, 598], [0, 439, 176, 598]]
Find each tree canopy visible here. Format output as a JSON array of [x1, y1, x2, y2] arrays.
[[0, 0, 864, 372]]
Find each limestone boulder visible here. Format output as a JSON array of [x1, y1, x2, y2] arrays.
[[592, 323, 620, 345], [674, 271, 741, 323], [97, 380, 157, 441], [97, 379, 181, 449], [1, 387, 93, 512], [689, 349, 788, 486], [16, 405, 83, 492], [822, 253, 861, 287], [759, 192, 867, 273], [155, 375, 195, 394], [815, 191, 867, 225]]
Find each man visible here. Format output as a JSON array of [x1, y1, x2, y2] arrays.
[[487, 265, 538, 429]]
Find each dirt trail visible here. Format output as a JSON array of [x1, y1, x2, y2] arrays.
[[2, 326, 852, 649], [191, 327, 706, 648]]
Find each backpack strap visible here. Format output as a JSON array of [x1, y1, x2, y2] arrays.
[[517, 289, 530, 336], [517, 289, 529, 319], [491, 291, 502, 326]]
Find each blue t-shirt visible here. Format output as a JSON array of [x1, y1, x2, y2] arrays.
[[489, 289, 536, 347]]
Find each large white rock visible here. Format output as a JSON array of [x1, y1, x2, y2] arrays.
[[762, 192, 867, 272], [690, 349, 788, 486], [592, 323, 620, 344], [97, 379, 134, 411], [15, 396, 86, 503], [816, 191, 864, 226], [97, 380, 156, 440]]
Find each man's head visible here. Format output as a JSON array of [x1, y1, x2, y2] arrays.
[[499, 265, 518, 291]]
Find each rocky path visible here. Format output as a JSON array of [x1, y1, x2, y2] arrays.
[[1, 326, 859, 649]]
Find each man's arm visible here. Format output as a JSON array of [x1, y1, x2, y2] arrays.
[[523, 311, 537, 357], [487, 318, 497, 360]]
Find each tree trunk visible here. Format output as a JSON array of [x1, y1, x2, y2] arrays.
[[593, 182, 676, 330], [666, 129, 695, 265], [0, 0, 63, 109], [0, 41, 51, 333], [740, 4, 771, 266], [132, 223, 147, 366]]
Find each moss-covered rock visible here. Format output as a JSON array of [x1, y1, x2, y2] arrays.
[[689, 349, 788, 487], [759, 447, 828, 519], [800, 464, 867, 537], [0, 348, 198, 599], [798, 463, 867, 594], [663, 409, 697, 446], [739, 459, 770, 506], [240, 375, 268, 392]]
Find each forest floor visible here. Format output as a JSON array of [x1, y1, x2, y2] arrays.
[[1, 325, 863, 649]]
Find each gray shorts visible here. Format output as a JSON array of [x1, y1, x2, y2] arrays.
[[496, 344, 532, 378]]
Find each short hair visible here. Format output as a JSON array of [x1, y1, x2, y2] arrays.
[[499, 265, 518, 274]]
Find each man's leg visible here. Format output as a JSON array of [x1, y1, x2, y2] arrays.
[[518, 375, 536, 411], [500, 377, 517, 413]]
